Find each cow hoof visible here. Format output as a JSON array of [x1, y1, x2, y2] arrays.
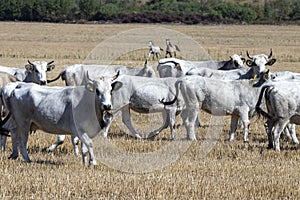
[[8, 154, 18, 160]]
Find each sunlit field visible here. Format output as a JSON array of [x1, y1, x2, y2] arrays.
[[0, 22, 300, 199]]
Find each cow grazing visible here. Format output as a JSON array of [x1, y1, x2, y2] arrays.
[[165, 39, 180, 58], [0, 60, 55, 84], [148, 41, 163, 60], [161, 75, 265, 142], [1, 72, 122, 165], [46, 61, 156, 154], [157, 53, 246, 78]]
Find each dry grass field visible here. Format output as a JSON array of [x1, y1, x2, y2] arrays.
[[0, 22, 300, 199]]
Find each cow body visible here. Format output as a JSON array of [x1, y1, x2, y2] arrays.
[[1, 73, 121, 165], [48, 62, 156, 86], [157, 54, 246, 78], [165, 75, 261, 141], [103, 75, 179, 139], [46, 62, 156, 154], [255, 80, 300, 151]]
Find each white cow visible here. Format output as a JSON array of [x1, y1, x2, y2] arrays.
[[46, 61, 156, 154], [1, 72, 122, 165], [161, 75, 265, 142], [157, 53, 246, 78], [0, 60, 55, 84], [256, 82, 300, 151], [47, 60, 156, 85], [102, 75, 180, 140]]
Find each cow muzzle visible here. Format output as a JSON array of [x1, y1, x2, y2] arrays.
[[102, 104, 112, 111]]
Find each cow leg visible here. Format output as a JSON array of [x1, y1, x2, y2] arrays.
[[264, 120, 275, 149], [181, 108, 197, 141], [70, 135, 79, 156], [18, 128, 31, 163], [46, 135, 66, 152], [286, 123, 299, 144], [148, 111, 168, 139], [8, 128, 19, 160], [239, 111, 250, 142], [121, 106, 142, 139], [0, 134, 7, 151], [273, 119, 289, 151], [78, 133, 96, 165], [229, 115, 239, 141]]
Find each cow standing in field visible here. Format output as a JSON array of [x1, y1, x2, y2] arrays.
[[102, 75, 180, 140], [157, 53, 246, 78], [0, 61, 56, 151], [1, 72, 122, 165], [255, 82, 300, 151], [46, 61, 156, 154], [161, 75, 265, 141]]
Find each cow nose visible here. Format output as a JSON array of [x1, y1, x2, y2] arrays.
[[40, 81, 47, 85], [103, 104, 112, 110]]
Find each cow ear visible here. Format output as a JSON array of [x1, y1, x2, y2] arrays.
[[246, 60, 253, 67], [25, 64, 33, 71], [266, 58, 276, 66], [111, 81, 123, 92], [229, 56, 233, 63], [86, 83, 95, 93], [241, 58, 246, 63], [47, 64, 55, 71]]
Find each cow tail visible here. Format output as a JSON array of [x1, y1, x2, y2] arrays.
[[255, 86, 273, 119], [47, 70, 65, 83], [159, 80, 181, 106]]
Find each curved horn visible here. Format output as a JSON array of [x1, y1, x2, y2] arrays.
[[47, 60, 54, 65], [86, 71, 93, 82], [268, 48, 273, 59], [27, 60, 33, 65], [246, 51, 253, 59], [112, 70, 120, 81]]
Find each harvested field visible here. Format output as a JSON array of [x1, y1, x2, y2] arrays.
[[0, 22, 300, 199]]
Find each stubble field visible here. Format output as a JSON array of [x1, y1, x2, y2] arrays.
[[0, 22, 300, 199]]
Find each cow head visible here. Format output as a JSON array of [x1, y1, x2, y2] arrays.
[[230, 52, 246, 69], [85, 71, 122, 111], [246, 49, 276, 73], [25, 60, 55, 85]]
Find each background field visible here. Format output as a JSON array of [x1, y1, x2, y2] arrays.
[[0, 22, 300, 199]]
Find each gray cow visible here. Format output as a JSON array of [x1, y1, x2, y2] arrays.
[[1, 72, 122, 165], [157, 53, 246, 78], [0, 60, 55, 84], [102, 75, 180, 140], [161, 75, 265, 142], [46, 61, 156, 154], [256, 81, 300, 151]]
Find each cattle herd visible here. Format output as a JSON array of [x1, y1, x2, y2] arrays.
[[0, 42, 299, 166]]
